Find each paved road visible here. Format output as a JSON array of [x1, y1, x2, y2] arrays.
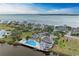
[[0, 44, 45, 56]]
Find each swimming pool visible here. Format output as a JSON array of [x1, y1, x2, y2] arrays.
[[25, 39, 37, 47], [19, 39, 53, 51]]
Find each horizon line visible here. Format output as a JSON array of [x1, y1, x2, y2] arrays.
[[0, 14, 79, 15]]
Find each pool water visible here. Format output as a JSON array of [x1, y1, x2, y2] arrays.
[[25, 39, 37, 47]]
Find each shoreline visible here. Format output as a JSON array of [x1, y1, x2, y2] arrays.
[[0, 44, 45, 56], [0, 43, 70, 56]]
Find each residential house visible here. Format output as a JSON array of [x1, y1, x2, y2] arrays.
[[0, 29, 11, 38], [32, 33, 39, 39], [40, 35, 54, 50]]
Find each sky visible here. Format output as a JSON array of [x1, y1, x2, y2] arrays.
[[0, 3, 79, 14]]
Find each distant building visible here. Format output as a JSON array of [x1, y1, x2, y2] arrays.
[[32, 24, 41, 29], [54, 25, 68, 32], [71, 27, 79, 35], [64, 31, 79, 40]]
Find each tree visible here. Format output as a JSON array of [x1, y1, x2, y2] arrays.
[[28, 23, 32, 28], [59, 31, 66, 37], [54, 31, 61, 38], [26, 36, 31, 40], [43, 25, 54, 33], [11, 29, 22, 41], [54, 38, 59, 45]]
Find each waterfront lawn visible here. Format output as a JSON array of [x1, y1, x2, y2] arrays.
[[52, 37, 79, 55], [22, 32, 32, 38], [0, 36, 15, 44], [0, 23, 14, 30], [2, 32, 32, 43]]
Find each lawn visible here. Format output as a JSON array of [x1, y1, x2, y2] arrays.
[[52, 37, 79, 56], [0, 24, 16, 44], [0, 24, 14, 30], [0, 36, 15, 45], [22, 32, 32, 38], [1, 32, 33, 43], [0, 23, 33, 45]]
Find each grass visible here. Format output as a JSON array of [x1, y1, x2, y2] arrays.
[[0, 36, 15, 44], [1, 23, 79, 55], [0, 23, 33, 44], [0, 23, 15, 44], [52, 37, 79, 56], [58, 38, 66, 48], [0, 23, 14, 30], [22, 32, 32, 38], [2, 32, 32, 42]]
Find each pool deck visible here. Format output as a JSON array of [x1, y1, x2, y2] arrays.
[[19, 39, 51, 52]]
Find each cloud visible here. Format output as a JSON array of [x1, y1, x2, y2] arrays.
[[0, 3, 45, 14], [0, 4, 78, 14], [47, 7, 79, 14]]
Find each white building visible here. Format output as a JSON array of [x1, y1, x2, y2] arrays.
[[54, 25, 68, 32], [0, 30, 11, 38]]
